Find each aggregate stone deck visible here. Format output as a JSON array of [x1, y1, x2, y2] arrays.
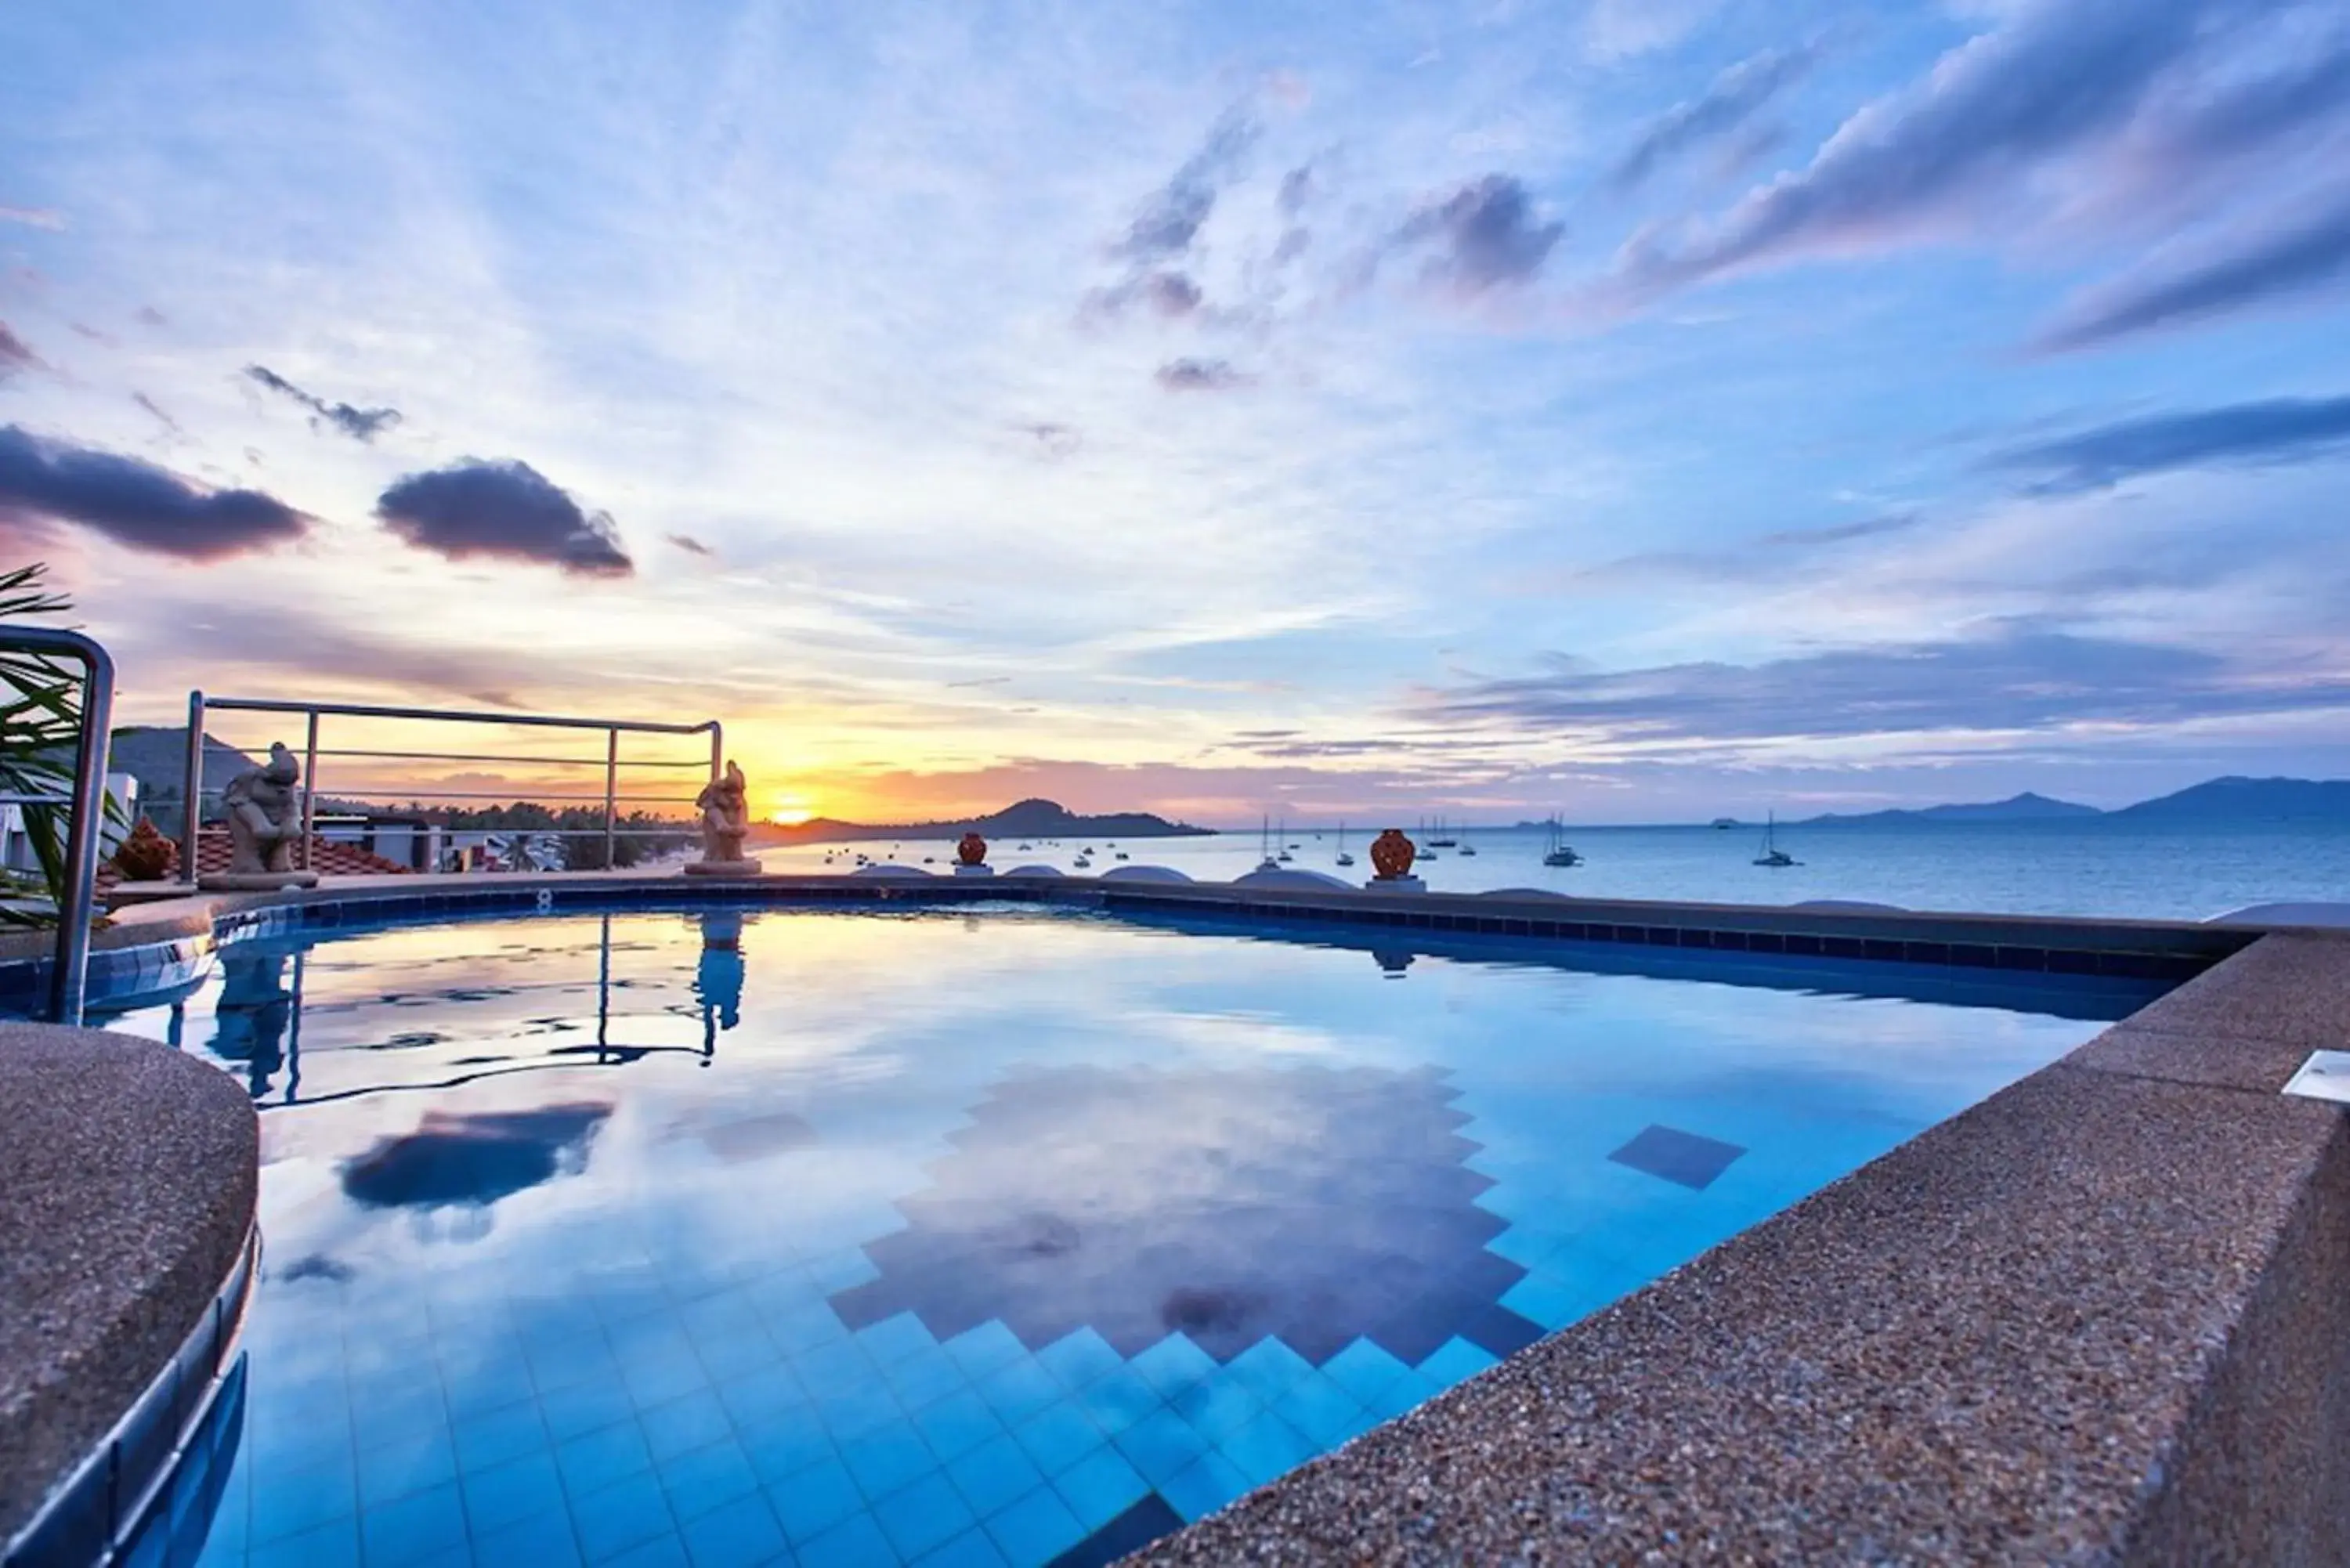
[[1134, 930, 2350, 1566], [0, 1024, 258, 1544]]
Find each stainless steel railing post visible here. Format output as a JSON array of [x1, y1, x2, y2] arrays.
[[182, 689, 205, 869], [602, 728, 619, 869], [300, 710, 320, 873], [3, 627, 116, 1024]]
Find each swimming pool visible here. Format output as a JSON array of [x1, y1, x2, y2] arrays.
[[97, 901, 2153, 1568]]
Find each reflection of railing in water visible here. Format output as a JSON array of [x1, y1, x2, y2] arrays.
[[201, 912, 746, 1105], [179, 693, 724, 873]]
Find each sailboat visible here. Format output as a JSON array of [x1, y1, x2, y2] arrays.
[[1542, 815, 1582, 867], [1335, 821, 1354, 869], [1753, 811, 1799, 868], [1255, 815, 1281, 874], [1427, 815, 1458, 848], [1276, 817, 1294, 863]]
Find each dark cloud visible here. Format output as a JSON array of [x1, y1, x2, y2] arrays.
[[2034, 191, 2350, 351], [1396, 175, 1563, 294], [136, 305, 168, 327], [1618, 0, 2220, 293], [0, 424, 312, 561], [1757, 512, 1924, 548], [2166, 31, 2350, 157], [1115, 106, 1260, 263], [1613, 44, 1820, 192], [243, 364, 403, 443], [1422, 625, 2350, 743], [0, 320, 35, 379], [666, 533, 712, 556], [1574, 512, 1924, 587], [1987, 395, 2350, 491], [1016, 421, 1081, 458], [1143, 272, 1202, 316], [375, 457, 634, 577], [1155, 358, 1252, 392]]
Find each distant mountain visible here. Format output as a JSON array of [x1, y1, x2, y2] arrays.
[[2113, 777, 2350, 822], [1795, 792, 2102, 826], [92, 727, 256, 801], [756, 797, 1213, 846]]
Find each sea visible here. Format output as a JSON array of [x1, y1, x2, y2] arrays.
[[751, 819, 2350, 923]]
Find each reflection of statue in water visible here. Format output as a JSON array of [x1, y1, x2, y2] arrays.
[[684, 761, 763, 877], [696, 912, 745, 1057], [204, 742, 318, 889], [212, 948, 293, 1099]]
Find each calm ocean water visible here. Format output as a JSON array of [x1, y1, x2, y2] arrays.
[[756, 819, 2350, 923]]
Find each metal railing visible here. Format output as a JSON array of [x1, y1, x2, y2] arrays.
[[2, 627, 116, 1024], [182, 695, 721, 874]]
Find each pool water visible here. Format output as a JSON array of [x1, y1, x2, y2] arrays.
[[98, 904, 2151, 1568]]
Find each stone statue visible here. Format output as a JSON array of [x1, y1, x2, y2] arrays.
[[684, 761, 762, 877], [201, 742, 319, 890]]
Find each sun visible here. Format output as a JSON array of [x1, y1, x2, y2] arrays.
[[768, 795, 816, 827]]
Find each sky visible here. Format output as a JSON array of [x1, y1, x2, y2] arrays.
[[3, 0, 2348, 826]]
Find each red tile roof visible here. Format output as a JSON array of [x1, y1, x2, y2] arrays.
[[102, 829, 417, 887]]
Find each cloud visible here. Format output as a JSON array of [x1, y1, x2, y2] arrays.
[[1155, 358, 1252, 392], [375, 457, 634, 576], [136, 305, 168, 327], [0, 207, 64, 231], [1612, 45, 1821, 193], [1115, 105, 1260, 264], [2034, 189, 2350, 351], [132, 392, 183, 435], [1569, 512, 1924, 588], [666, 532, 712, 555], [1422, 623, 2350, 744], [0, 320, 36, 379], [242, 363, 403, 443], [1014, 422, 1081, 458], [1394, 175, 1563, 294], [0, 424, 313, 561], [1615, 0, 2222, 294], [1987, 395, 2350, 491]]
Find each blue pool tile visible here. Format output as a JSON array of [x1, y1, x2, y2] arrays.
[[454, 1397, 551, 1473], [982, 1486, 1086, 1565], [797, 1510, 896, 1568], [911, 1388, 1001, 1463], [542, 1378, 642, 1443], [622, 1342, 713, 1411], [678, 1490, 787, 1568], [767, 1458, 864, 1545], [247, 1455, 356, 1545], [872, 1471, 975, 1560], [1224, 1339, 1314, 1407], [763, 1299, 851, 1357], [462, 1447, 568, 1536], [659, 1437, 762, 1526], [1165, 1378, 1259, 1444], [1319, 1339, 1410, 1406], [1052, 1445, 1148, 1532], [1364, 1371, 1440, 1424], [559, 1420, 657, 1498], [641, 1389, 734, 1464], [599, 1532, 691, 1568], [1112, 1409, 1209, 1487], [1484, 1227, 1551, 1268], [1010, 1404, 1102, 1479], [804, 1248, 880, 1294], [1418, 1336, 1500, 1389], [857, 1311, 939, 1368], [1502, 1269, 1622, 1331], [841, 1427, 938, 1501], [740, 1414, 834, 1487], [570, 1472, 678, 1564], [1074, 1366, 1159, 1436], [1127, 1335, 1216, 1402], [911, 1526, 1008, 1568], [692, 1325, 783, 1383], [1220, 1411, 1313, 1489], [448, 1354, 542, 1419], [883, 1346, 967, 1413], [1608, 1124, 1746, 1190], [1271, 1376, 1363, 1450], [942, 1323, 1024, 1381], [943, 1433, 1045, 1519], [812, 1382, 906, 1443], [1159, 1451, 1252, 1523], [717, 1364, 804, 1431], [974, 1359, 1061, 1426], [245, 1519, 360, 1568], [793, 1339, 880, 1398], [1035, 1330, 1122, 1393], [356, 1421, 458, 1507], [359, 1479, 468, 1568]]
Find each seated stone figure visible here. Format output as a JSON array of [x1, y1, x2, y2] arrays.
[[223, 742, 303, 873], [685, 761, 761, 876]]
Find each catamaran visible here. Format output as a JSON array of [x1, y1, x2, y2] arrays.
[[1542, 815, 1582, 867], [1753, 811, 1798, 868]]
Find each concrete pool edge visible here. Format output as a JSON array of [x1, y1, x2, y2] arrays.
[[0, 1024, 259, 1559], [1131, 929, 2350, 1565]]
